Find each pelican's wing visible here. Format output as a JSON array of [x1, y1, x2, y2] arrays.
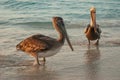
[[16, 34, 56, 52], [84, 24, 90, 33], [96, 24, 102, 33]]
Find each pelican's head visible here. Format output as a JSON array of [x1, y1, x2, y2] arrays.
[[90, 7, 96, 13], [52, 17, 74, 51]]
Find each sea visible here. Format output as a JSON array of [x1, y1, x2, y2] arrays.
[[0, 0, 120, 55]]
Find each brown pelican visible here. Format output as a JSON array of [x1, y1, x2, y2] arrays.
[[84, 7, 101, 45], [16, 17, 74, 65]]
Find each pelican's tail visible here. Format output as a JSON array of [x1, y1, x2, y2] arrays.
[[16, 43, 21, 51]]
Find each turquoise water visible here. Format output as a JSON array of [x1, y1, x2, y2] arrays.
[[0, 0, 120, 26]]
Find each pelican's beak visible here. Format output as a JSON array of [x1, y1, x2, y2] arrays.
[[64, 29, 74, 51], [59, 21, 74, 51]]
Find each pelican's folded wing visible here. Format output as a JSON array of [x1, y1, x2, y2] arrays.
[[84, 24, 90, 33], [16, 34, 55, 52], [96, 25, 102, 33]]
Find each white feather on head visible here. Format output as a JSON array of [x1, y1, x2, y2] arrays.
[[90, 6, 96, 12]]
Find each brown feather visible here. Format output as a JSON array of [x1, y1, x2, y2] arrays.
[[16, 34, 57, 53], [85, 24, 101, 40]]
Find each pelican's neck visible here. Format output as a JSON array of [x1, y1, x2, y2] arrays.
[[52, 22, 65, 44], [90, 12, 96, 27], [57, 31, 65, 43]]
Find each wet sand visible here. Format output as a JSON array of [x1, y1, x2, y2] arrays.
[[0, 44, 120, 80]]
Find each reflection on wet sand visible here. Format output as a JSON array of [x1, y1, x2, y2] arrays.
[[15, 66, 58, 80], [84, 46, 101, 80], [0, 54, 59, 80], [85, 46, 100, 64]]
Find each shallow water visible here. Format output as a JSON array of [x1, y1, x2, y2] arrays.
[[0, 45, 120, 80], [1, 23, 120, 80]]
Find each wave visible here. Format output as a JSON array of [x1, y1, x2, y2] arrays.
[[0, 18, 120, 29], [15, 21, 52, 25], [14, 21, 53, 29], [0, 21, 8, 25], [12, 20, 120, 29], [1, 0, 51, 10], [2, 0, 38, 10]]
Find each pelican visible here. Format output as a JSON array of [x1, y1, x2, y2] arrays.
[[84, 7, 101, 45], [16, 17, 74, 65]]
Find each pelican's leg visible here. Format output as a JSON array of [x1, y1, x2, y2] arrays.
[[88, 39, 90, 45], [43, 57, 46, 62], [41, 57, 46, 65], [33, 54, 40, 65], [95, 39, 99, 45]]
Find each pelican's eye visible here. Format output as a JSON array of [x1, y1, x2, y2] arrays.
[[57, 20, 64, 27]]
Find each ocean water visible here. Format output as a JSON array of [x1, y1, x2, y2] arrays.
[[0, 0, 120, 54], [0, 0, 120, 25]]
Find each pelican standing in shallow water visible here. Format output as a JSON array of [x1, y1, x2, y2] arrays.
[[84, 7, 102, 45], [16, 17, 74, 65]]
